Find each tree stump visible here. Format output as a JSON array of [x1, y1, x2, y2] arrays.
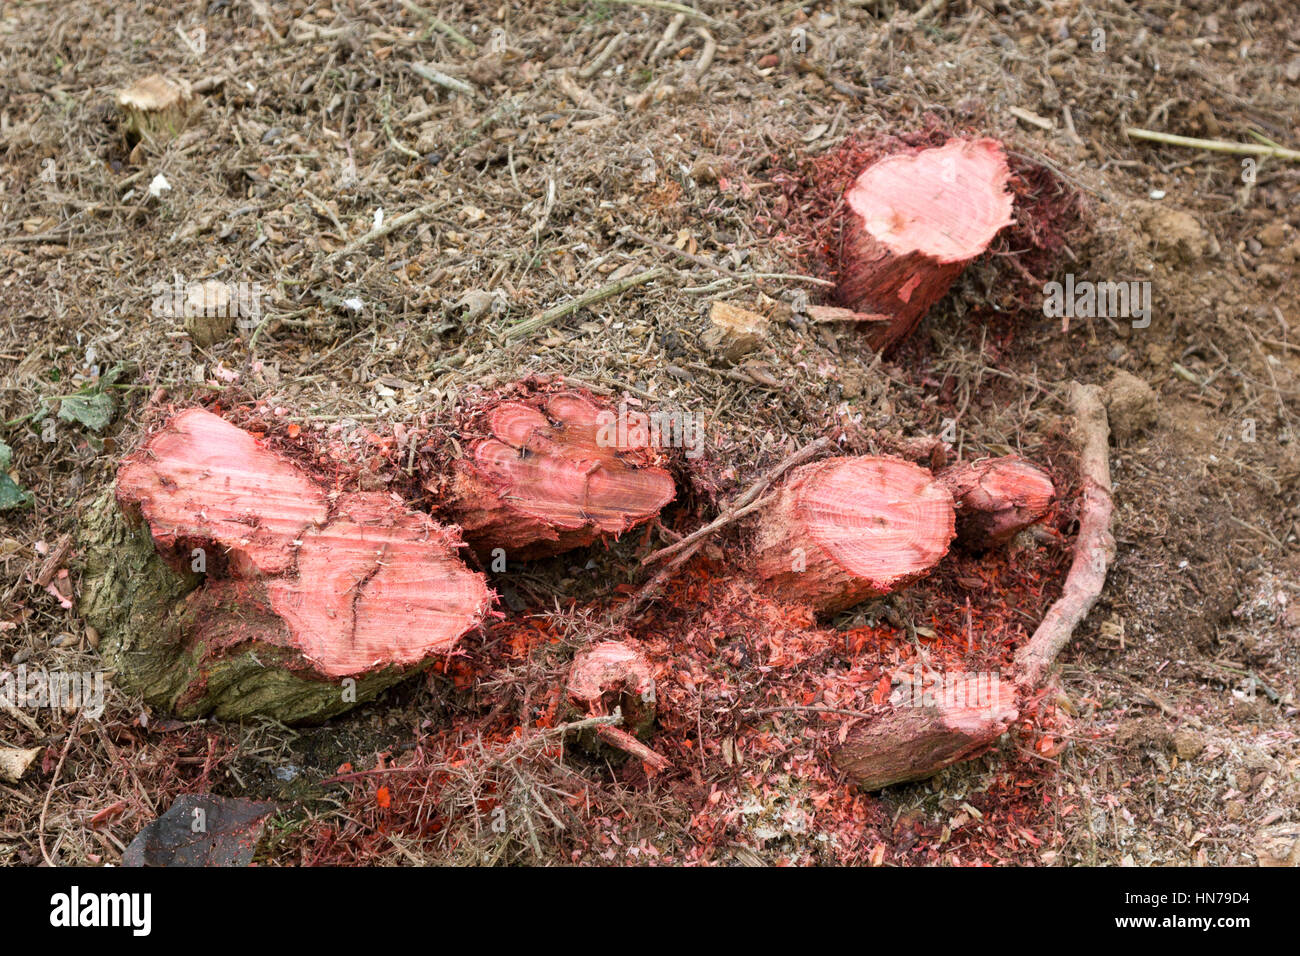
[[567, 640, 657, 736], [80, 409, 491, 724], [831, 673, 1020, 790], [116, 74, 196, 145], [935, 456, 1055, 549], [441, 389, 675, 561], [752, 456, 956, 613], [566, 640, 667, 769], [837, 138, 1014, 352]]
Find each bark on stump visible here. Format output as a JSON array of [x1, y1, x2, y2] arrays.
[[79, 408, 491, 724], [442, 389, 675, 561], [837, 138, 1014, 352], [752, 456, 956, 614]]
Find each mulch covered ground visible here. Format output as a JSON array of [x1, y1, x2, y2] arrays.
[[1, 0, 1298, 866]]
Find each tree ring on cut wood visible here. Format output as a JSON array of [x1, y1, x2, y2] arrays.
[[445, 389, 676, 560], [752, 456, 956, 613], [837, 138, 1014, 352]]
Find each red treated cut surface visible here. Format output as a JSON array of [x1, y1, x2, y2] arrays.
[[116, 408, 327, 575], [115, 409, 490, 680], [452, 391, 675, 557], [567, 639, 656, 737], [938, 456, 1056, 547], [567, 640, 654, 710], [268, 493, 491, 677], [845, 138, 1013, 263], [753, 456, 956, 613], [837, 138, 1014, 352], [479, 395, 675, 534], [799, 457, 955, 592]]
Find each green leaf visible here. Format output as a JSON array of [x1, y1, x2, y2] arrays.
[[99, 360, 135, 389], [0, 440, 32, 512], [58, 391, 115, 432]]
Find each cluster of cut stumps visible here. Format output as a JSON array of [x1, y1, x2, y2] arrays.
[[80, 136, 1115, 789], [80, 379, 1107, 790]]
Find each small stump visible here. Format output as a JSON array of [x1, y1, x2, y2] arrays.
[[566, 640, 667, 769], [752, 456, 956, 613], [116, 74, 197, 145], [935, 456, 1055, 549], [837, 138, 1013, 352], [832, 674, 1020, 790], [441, 388, 676, 560]]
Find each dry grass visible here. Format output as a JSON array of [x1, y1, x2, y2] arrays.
[[1, 0, 1298, 866]]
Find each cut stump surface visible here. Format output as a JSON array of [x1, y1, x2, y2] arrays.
[[566, 640, 661, 766], [445, 390, 675, 560], [838, 138, 1014, 352], [81, 409, 490, 723], [753, 456, 956, 613]]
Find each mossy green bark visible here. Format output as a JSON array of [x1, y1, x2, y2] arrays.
[[79, 493, 422, 724]]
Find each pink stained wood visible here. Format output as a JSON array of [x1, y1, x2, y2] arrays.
[[837, 138, 1014, 352], [936, 456, 1055, 548], [753, 456, 956, 614], [116, 408, 328, 576], [267, 493, 491, 678], [450, 391, 676, 559]]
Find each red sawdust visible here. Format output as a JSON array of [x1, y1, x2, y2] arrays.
[[293, 462, 1083, 865]]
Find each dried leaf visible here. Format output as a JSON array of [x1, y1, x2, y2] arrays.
[[122, 794, 277, 867]]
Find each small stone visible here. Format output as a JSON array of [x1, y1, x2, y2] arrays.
[[1141, 204, 1210, 263], [1258, 221, 1288, 249], [1256, 263, 1284, 287], [1172, 728, 1205, 761], [1104, 370, 1158, 441]]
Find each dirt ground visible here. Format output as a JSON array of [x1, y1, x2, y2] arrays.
[[1, 0, 1298, 866]]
